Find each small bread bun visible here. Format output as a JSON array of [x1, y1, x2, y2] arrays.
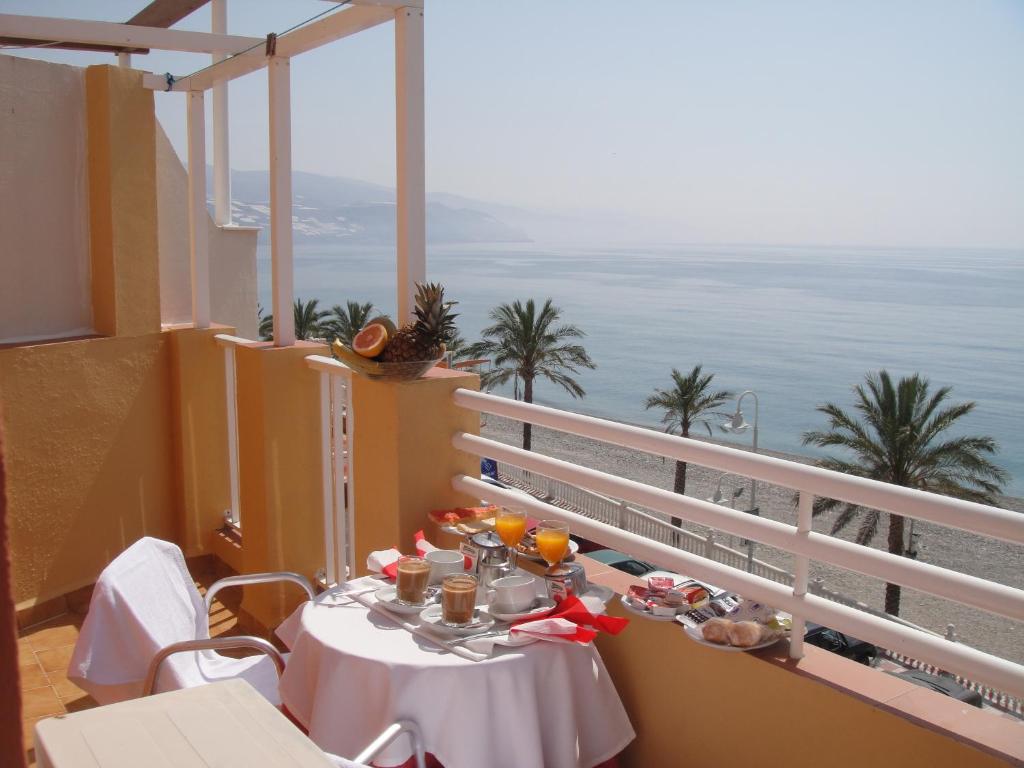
[[701, 617, 732, 644], [727, 620, 770, 647]]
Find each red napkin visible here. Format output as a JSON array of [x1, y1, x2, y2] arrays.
[[382, 531, 434, 581], [510, 593, 629, 644]]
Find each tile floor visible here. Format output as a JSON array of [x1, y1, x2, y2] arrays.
[[18, 574, 251, 768]]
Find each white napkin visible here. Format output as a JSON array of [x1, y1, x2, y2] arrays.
[[509, 617, 590, 644]]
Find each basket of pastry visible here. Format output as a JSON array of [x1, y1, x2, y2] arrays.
[[678, 599, 791, 651]]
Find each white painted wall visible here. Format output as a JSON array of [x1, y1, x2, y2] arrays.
[[155, 124, 258, 338], [0, 55, 92, 343]]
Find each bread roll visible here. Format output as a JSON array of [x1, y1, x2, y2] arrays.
[[727, 620, 779, 647], [701, 617, 732, 644]]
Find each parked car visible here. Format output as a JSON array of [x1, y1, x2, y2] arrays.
[[587, 549, 658, 577], [803, 623, 877, 665], [884, 670, 983, 707]]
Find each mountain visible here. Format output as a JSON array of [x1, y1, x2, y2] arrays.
[[215, 169, 531, 244]]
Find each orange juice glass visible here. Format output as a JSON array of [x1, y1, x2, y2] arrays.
[[535, 520, 570, 571], [495, 508, 527, 548]]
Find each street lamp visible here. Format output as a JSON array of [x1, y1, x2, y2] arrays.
[[706, 474, 745, 551], [721, 390, 760, 571]]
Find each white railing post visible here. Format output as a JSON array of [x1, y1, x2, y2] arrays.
[[268, 56, 295, 346], [211, 0, 231, 226], [704, 531, 715, 559], [318, 371, 337, 585], [333, 374, 355, 581], [394, 4, 425, 323], [223, 344, 240, 526], [186, 89, 210, 328], [617, 500, 627, 529], [790, 491, 813, 659]]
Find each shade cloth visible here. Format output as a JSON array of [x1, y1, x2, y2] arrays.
[[276, 577, 635, 768], [68, 537, 282, 705]]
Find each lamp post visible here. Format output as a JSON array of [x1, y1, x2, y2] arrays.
[[706, 474, 745, 550], [721, 390, 760, 571]]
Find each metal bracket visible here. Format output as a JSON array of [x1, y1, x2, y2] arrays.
[[265, 32, 277, 57]]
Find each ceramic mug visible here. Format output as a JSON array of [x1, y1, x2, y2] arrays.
[[489, 574, 537, 613], [426, 549, 464, 585]]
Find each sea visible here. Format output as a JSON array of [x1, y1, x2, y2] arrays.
[[257, 242, 1024, 497]]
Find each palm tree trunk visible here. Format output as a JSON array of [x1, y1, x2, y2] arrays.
[[885, 513, 906, 616], [522, 377, 534, 451]]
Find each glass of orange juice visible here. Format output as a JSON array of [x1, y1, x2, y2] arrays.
[[495, 508, 527, 568], [535, 520, 570, 572]]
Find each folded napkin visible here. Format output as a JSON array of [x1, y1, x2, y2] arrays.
[[510, 594, 629, 645], [367, 530, 438, 581]]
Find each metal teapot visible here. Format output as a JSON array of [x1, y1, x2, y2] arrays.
[[466, 530, 513, 587]]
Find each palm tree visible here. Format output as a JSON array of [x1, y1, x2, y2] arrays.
[[466, 299, 595, 450], [258, 298, 330, 341], [644, 365, 733, 529], [803, 370, 1006, 616], [328, 300, 376, 346], [257, 304, 272, 340]]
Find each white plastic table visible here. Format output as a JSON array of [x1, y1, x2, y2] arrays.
[[33, 679, 335, 768], [276, 577, 635, 768]]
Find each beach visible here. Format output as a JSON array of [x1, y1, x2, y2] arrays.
[[480, 414, 1024, 665]]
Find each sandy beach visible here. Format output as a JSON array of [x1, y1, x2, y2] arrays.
[[480, 414, 1024, 665]]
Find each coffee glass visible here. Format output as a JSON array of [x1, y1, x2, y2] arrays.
[[441, 573, 478, 627], [395, 556, 430, 605]]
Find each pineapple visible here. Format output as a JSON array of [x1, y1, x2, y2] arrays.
[[380, 282, 458, 362]]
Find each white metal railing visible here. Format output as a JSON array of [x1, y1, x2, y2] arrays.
[[213, 334, 248, 528], [451, 388, 1024, 698], [305, 354, 357, 586]]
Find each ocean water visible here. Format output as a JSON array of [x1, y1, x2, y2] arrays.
[[258, 243, 1024, 496]]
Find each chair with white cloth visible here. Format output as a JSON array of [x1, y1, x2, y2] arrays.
[[324, 720, 427, 768], [68, 536, 314, 706]]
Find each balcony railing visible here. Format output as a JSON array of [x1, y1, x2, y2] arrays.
[[449, 388, 1024, 699]]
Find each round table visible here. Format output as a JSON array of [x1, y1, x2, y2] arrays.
[[276, 578, 635, 768]]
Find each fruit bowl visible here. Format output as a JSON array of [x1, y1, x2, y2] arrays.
[[333, 342, 444, 382]]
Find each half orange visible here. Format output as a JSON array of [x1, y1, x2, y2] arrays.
[[352, 323, 388, 358]]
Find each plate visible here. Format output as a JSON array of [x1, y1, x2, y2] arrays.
[[516, 539, 580, 564], [680, 623, 788, 652], [581, 584, 614, 605], [419, 605, 496, 636], [488, 597, 556, 622], [373, 586, 437, 615], [614, 598, 679, 622]]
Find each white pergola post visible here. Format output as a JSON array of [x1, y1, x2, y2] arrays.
[[268, 57, 295, 346], [211, 0, 231, 226], [116, 51, 131, 67], [187, 89, 211, 328], [394, 5, 426, 322]]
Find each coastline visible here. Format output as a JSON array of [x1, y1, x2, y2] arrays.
[[479, 413, 1024, 664]]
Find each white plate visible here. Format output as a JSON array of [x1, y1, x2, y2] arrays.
[[516, 539, 580, 564], [373, 586, 436, 615], [488, 598, 556, 622], [618, 595, 683, 622], [419, 604, 496, 636], [680, 623, 788, 652]]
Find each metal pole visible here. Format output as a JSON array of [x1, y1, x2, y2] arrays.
[[394, 5, 425, 322], [268, 57, 295, 346], [211, 0, 231, 226], [186, 90, 210, 328]]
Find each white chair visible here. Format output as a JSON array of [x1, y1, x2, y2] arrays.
[[325, 719, 427, 768], [69, 536, 313, 706]]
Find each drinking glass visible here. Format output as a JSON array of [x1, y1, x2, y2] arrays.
[[441, 573, 478, 627], [395, 555, 430, 605], [534, 520, 570, 573], [495, 507, 527, 569]]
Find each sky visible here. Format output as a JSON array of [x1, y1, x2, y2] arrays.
[[2, 0, 1023, 247]]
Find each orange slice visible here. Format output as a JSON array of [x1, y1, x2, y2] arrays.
[[352, 323, 388, 358]]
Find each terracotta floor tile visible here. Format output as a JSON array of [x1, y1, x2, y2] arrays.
[[18, 644, 39, 668], [19, 663, 50, 691], [50, 672, 89, 704], [24, 615, 81, 651], [64, 695, 98, 713], [35, 645, 75, 674], [21, 687, 64, 719]]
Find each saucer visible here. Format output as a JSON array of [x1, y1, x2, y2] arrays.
[[419, 604, 495, 636], [488, 597, 556, 622], [374, 585, 437, 615]]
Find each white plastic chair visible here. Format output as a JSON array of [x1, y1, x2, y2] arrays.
[[324, 719, 427, 768], [69, 536, 313, 706]]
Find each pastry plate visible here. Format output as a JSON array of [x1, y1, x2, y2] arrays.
[[516, 539, 580, 564], [419, 605, 496, 636], [679, 622, 788, 652], [488, 598, 556, 622], [618, 595, 682, 622], [373, 586, 437, 615]]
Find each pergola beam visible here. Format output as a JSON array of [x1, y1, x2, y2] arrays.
[[0, 14, 261, 56], [143, 4, 393, 92], [128, 0, 210, 29]]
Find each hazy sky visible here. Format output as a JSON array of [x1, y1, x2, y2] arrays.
[[3, 0, 1023, 246]]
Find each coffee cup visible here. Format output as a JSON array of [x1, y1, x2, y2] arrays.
[[489, 574, 537, 613], [426, 549, 464, 585]]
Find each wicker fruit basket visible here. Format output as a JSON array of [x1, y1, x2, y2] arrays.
[[333, 342, 444, 382]]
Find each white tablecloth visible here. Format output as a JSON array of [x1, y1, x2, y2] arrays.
[[276, 577, 635, 768]]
